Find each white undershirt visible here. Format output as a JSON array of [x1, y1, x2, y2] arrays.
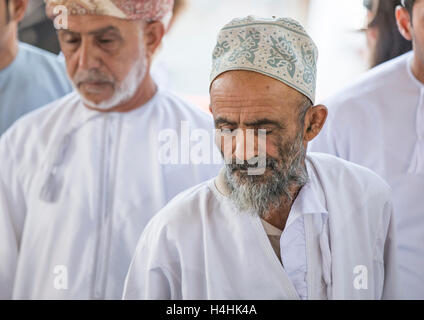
[[260, 161, 328, 300]]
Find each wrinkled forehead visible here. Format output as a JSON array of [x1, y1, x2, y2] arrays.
[[211, 71, 303, 107], [210, 71, 305, 127], [211, 101, 291, 129]]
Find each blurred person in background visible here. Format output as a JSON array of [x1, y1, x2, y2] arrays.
[[151, 0, 187, 91], [0, 0, 72, 135], [0, 0, 220, 299], [18, 0, 60, 54], [310, 0, 424, 299], [363, 0, 412, 68]]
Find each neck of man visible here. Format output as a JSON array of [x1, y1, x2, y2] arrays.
[[85, 72, 157, 113], [411, 49, 424, 84], [262, 184, 302, 231], [0, 26, 18, 71]]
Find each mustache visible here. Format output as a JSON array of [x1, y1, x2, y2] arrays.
[[73, 69, 115, 87], [226, 157, 278, 172]]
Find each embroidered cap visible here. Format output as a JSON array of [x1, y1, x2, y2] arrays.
[[210, 16, 318, 104]]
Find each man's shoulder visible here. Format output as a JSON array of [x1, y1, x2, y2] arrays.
[[307, 152, 391, 197], [16, 43, 71, 91], [2, 92, 80, 148], [157, 178, 216, 221], [156, 89, 213, 126], [143, 178, 218, 236], [19, 43, 62, 66]]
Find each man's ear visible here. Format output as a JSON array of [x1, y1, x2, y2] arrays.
[[396, 5, 413, 41], [10, 0, 28, 23], [303, 104, 328, 142], [143, 21, 165, 60]]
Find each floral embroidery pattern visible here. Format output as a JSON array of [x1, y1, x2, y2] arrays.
[[267, 35, 297, 78], [210, 16, 318, 104], [213, 40, 230, 59], [212, 40, 230, 72], [46, 0, 173, 20], [228, 29, 261, 65], [301, 43, 317, 85], [111, 0, 173, 20]]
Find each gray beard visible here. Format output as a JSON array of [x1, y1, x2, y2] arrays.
[[224, 132, 309, 218]]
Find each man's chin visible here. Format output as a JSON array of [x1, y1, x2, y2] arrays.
[[80, 82, 111, 93], [76, 90, 114, 109], [80, 91, 113, 103]]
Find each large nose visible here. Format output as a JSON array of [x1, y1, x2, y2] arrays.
[[233, 129, 257, 161], [77, 38, 101, 71]]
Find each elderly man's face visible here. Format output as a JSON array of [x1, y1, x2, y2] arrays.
[[210, 71, 311, 216], [58, 15, 149, 109]]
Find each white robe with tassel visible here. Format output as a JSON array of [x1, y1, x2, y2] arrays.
[[0, 89, 221, 299]]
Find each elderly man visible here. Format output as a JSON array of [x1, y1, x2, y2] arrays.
[[0, 0, 220, 299], [0, 0, 71, 134], [123, 16, 399, 300], [310, 0, 424, 299]]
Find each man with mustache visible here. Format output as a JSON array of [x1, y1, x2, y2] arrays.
[[0, 0, 220, 299], [123, 16, 400, 300]]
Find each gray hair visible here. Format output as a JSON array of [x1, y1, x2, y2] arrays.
[[225, 130, 309, 218]]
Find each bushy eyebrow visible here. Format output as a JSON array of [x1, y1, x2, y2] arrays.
[[214, 117, 238, 127], [243, 119, 284, 129], [88, 26, 121, 37], [215, 117, 285, 131]]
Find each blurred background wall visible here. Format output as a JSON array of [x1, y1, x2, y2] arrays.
[[18, 0, 60, 54], [18, 0, 379, 107], [154, 0, 369, 107]]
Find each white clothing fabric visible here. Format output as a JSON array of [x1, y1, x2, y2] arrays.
[[0, 89, 221, 299], [123, 153, 399, 300], [259, 158, 329, 300], [310, 51, 424, 299]]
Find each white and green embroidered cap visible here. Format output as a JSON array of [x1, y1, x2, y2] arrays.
[[210, 15, 318, 104]]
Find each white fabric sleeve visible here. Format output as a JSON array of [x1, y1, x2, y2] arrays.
[[0, 134, 26, 299], [380, 200, 401, 300], [122, 227, 179, 300]]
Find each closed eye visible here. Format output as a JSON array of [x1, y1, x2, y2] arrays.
[[98, 38, 114, 44], [220, 127, 237, 133], [66, 38, 80, 44]]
